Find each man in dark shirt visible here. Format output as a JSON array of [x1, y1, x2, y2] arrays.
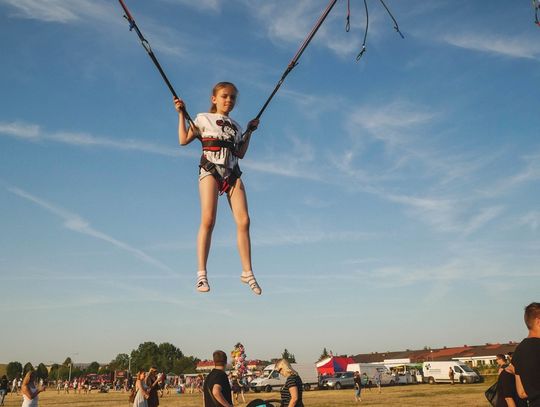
[[203, 350, 233, 407], [511, 302, 540, 407], [146, 367, 161, 407]]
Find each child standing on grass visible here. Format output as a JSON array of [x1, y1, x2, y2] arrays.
[[174, 82, 261, 295]]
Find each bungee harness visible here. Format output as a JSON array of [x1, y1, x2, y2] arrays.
[[199, 155, 242, 195], [117, 0, 195, 129], [200, 137, 242, 195]]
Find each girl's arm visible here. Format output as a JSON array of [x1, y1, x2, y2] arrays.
[[22, 384, 41, 400], [137, 379, 150, 399], [235, 119, 259, 159], [174, 97, 199, 145]]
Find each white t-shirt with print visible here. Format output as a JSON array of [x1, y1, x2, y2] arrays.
[[195, 112, 242, 169]]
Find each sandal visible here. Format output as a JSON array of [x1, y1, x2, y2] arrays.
[[241, 273, 262, 295], [196, 275, 210, 293]]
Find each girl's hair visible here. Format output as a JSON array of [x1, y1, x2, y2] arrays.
[[274, 359, 297, 377], [209, 82, 238, 113], [22, 370, 36, 386]]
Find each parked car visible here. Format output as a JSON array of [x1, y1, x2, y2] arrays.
[[320, 371, 355, 390]]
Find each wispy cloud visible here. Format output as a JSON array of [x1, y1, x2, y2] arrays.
[[253, 228, 376, 247], [347, 100, 436, 149], [442, 33, 540, 60], [0, 121, 194, 158], [162, 0, 221, 13], [242, 0, 352, 58], [242, 0, 390, 59], [7, 186, 173, 274], [386, 192, 504, 235], [483, 152, 540, 196], [150, 227, 377, 252], [519, 211, 540, 231], [1, 0, 112, 23], [0, 0, 190, 58]]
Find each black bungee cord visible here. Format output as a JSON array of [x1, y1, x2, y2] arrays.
[[356, 0, 369, 61], [117, 0, 195, 128], [353, 0, 404, 61]]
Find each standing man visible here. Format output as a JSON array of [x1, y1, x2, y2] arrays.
[[375, 372, 381, 394], [511, 302, 540, 407], [203, 350, 233, 407], [353, 371, 362, 402], [146, 367, 162, 407], [448, 367, 455, 385]]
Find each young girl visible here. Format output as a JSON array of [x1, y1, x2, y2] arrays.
[[174, 82, 261, 295]]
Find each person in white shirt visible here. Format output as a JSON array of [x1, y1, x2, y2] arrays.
[[174, 82, 261, 295]]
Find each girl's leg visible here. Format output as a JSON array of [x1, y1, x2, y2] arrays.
[[228, 178, 261, 295], [197, 175, 218, 291]]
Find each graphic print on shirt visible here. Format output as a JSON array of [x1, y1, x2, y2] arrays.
[[216, 119, 238, 141]]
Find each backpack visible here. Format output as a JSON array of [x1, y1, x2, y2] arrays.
[[484, 382, 498, 407]]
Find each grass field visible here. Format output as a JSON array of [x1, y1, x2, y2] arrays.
[[1, 381, 495, 406]]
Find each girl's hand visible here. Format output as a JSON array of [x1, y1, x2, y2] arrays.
[[247, 118, 259, 131], [174, 97, 185, 114]]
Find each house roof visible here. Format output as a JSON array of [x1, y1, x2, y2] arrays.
[[352, 342, 519, 364]]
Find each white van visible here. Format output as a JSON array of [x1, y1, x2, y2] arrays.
[[250, 363, 319, 393], [422, 361, 480, 384], [346, 363, 396, 386]]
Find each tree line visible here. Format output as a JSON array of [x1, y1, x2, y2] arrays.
[[5, 344, 310, 381], [5, 342, 199, 381]]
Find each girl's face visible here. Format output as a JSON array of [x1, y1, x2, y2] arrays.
[[212, 86, 237, 115]]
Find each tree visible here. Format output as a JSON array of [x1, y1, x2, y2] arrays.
[[281, 349, 296, 363], [49, 364, 60, 380], [6, 362, 23, 380], [36, 363, 49, 380], [99, 365, 112, 375], [130, 342, 160, 372], [173, 356, 200, 375], [110, 353, 130, 371], [57, 365, 71, 381], [86, 362, 100, 374], [157, 343, 184, 373], [23, 362, 34, 376], [63, 357, 72, 366]]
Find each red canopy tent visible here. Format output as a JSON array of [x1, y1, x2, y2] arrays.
[[316, 356, 355, 375]]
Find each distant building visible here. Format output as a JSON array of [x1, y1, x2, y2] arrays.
[[352, 342, 519, 368]]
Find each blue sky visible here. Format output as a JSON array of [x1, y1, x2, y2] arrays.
[[1, 0, 539, 366]]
